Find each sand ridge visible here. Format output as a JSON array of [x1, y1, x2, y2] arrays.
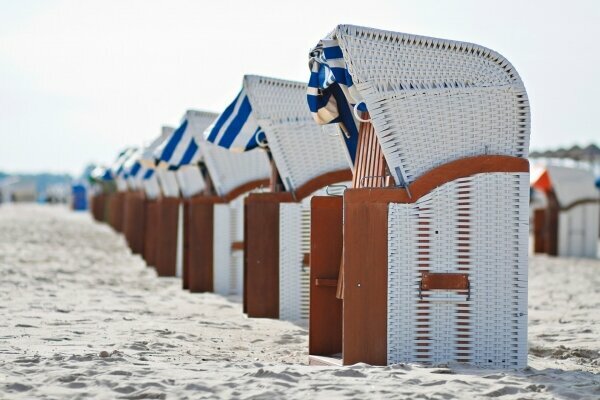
[[0, 204, 598, 399]]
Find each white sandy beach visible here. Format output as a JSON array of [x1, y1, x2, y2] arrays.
[[0, 204, 598, 399]]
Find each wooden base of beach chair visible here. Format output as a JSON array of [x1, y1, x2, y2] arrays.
[[154, 197, 180, 277], [143, 199, 159, 267], [107, 192, 126, 233], [186, 196, 220, 292], [309, 196, 343, 361], [123, 191, 146, 255], [309, 155, 530, 367], [244, 192, 290, 318], [90, 194, 105, 222]]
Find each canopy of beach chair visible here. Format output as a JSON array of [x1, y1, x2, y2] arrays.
[[307, 24, 530, 186], [207, 75, 350, 193], [206, 88, 266, 152], [154, 110, 218, 170]]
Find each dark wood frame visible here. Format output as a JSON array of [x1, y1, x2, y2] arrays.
[[123, 191, 146, 255]]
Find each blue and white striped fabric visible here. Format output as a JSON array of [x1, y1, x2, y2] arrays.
[[307, 38, 361, 162], [111, 148, 136, 179], [206, 89, 266, 152], [153, 119, 200, 170]]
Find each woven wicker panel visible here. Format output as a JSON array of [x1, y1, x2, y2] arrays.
[[212, 204, 231, 296], [143, 174, 161, 200], [229, 197, 245, 295], [388, 172, 528, 368], [200, 141, 270, 197], [330, 25, 529, 185], [175, 166, 206, 199], [558, 204, 599, 258], [155, 169, 180, 198], [278, 203, 304, 321], [244, 75, 351, 191]]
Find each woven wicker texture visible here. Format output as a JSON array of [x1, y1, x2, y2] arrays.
[[243, 75, 351, 192], [154, 169, 180, 198], [278, 200, 311, 321], [142, 174, 161, 200], [200, 141, 270, 197], [387, 172, 528, 368], [175, 165, 206, 199], [328, 25, 530, 185], [213, 196, 246, 296]]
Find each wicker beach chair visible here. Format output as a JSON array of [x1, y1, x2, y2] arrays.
[[307, 25, 530, 368], [121, 148, 149, 255], [205, 75, 352, 320], [531, 165, 599, 258], [89, 166, 114, 223], [154, 111, 271, 294]]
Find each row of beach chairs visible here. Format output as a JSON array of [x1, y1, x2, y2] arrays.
[[89, 24, 532, 368]]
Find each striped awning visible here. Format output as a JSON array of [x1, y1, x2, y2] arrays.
[[307, 38, 361, 161], [90, 166, 113, 182], [111, 148, 137, 179], [205, 89, 266, 152], [154, 111, 218, 168]]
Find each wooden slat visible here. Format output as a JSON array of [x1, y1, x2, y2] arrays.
[[343, 198, 389, 366], [533, 209, 546, 254], [123, 191, 146, 256], [244, 193, 281, 318], [182, 200, 191, 290], [352, 117, 388, 189], [154, 197, 180, 277], [545, 190, 559, 257], [188, 198, 216, 292], [143, 199, 159, 267], [309, 196, 344, 358]]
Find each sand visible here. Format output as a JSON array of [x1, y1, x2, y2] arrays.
[[0, 204, 598, 399]]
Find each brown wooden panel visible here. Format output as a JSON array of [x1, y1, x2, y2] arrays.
[[545, 190, 559, 257], [143, 199, 159, 267], [182, 200, 191, 290], [231, 241, 244, 251], [112, 192, 126, 233], [188, 200, 215, 292], [243, 201, 249, 314], [155, 197, 180, 277], [107, 192, 122, 231], [90, 194, 105, 222], [310, 196, 344, 357], [244, 193, 281, 318], [343, 198, 389, 365], [533, 209, 546, 254], [123, 191, 146, 255], [421, 273, 469, 290]]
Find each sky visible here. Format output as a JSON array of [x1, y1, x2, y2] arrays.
[[0, 0, 598, 175]]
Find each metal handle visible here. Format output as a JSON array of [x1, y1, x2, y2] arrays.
[[326, 184, 347, 196], [353, 102, 371, 122]]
